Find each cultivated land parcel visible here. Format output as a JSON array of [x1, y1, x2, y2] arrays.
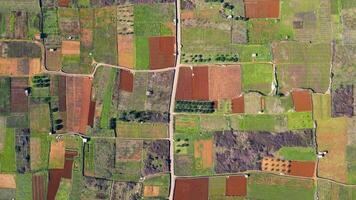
[[0, 0, 356, 199]]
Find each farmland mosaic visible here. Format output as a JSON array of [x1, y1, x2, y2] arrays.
[[0, 0, 355, 199]]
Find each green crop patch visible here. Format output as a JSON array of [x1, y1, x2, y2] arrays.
[[43, 8, 60, 36], [248, 173, 315, 200], [117, 121, 168, 139], [56, 179, 72, 200], [231, 114, 280, 132], [100, 68, 117, 128], [0, 128, 16, 172], [312, 94, 331, 121], [93, 7, 117, 65], [242, 63, 273, 94], [174, 115, 201, 134], [287, 112, 314, 130], [0, 77, 10, 115], [209, 176, 226, 199], [276, 147, 316, 161], [30, 104, 51, 133]]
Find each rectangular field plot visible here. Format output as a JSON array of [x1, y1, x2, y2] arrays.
[[143, 174, 170, 198], [242, 63, 273, 95], [116, 121, 168, 139], [247, 173, 315, 200], [317, 179, 356, 200], [273, 42, 331, 93], [0, 77, 10, 115]]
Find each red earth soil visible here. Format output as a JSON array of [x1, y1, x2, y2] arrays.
[[225, 176, 247, 196], [58, 0, 70, 7], [174, 178, 209, 200], [87, 101, 96, 127], [66, 77, 92, 134], [47, 151, 78, 200], [244, 0, 280, 18], [11, 77, 28, 113], [232, 96, 245, 113], [192, 67, 209, 100], [208, 65, 242, 101], [291, 90, 313, 112], [175, 67, 193, 100], [289, 161, 316, 178], [58, 76, 66, 112], [149, 36, 176, 70], [119, 70, 134, 92], [32, 175, 45, 200]]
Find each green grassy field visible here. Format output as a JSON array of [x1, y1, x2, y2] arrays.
[[208, 176, 226, 199], [174, 115, 201, 134], [0, 128, 16, 172], [341, 0, 356, 8], [346, 145, 356, 184], [276, 147, 316, 161], [247, 19, 294, 44], [30, 104, 51, 133], [231, 114, 278, 131], [143, 174, 170, 198], [242, 63, 274, 94], [43, 8, 59, 36], [30, 132, 50, 171], [0, 77, 10, 115], [84, 141, 95, 176], [16, 173, 33, 200], [61, 55, 81, 73], [93, 7, 117, 65], [287, 112, 314, 130], [247, 173, 315, 200], [116, 121, 168, 139], [100, 68, 117, 128], [114, 160, 142, 181], [312, 94, 331, 121], [135, 36, 150, 70], [56, 179, 72, 200], [318, 179, 356, 200]]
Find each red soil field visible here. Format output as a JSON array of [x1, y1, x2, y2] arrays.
[[11, 77, 28, 113], [244, 0, 280, 18], [289, 161, 315, 178], [174, 178, 209, 200], [66, 77, 92, 134], [225, 176, 247, 196], [232, 96, 245, 113], [47, 151, 78, 200], [58, 0, 70, 7], [192, 67, 209, 100], [32, 175, 45, 200], [175, 67, 193, 100], [209, 65, 241, 100], [58, 76, 66, 112], [61, 41, 80, 55], [292, 90, 313, 112], [119, 70, 134, 92], [149, 36, 175, 70], [87, 101, 96, 127]]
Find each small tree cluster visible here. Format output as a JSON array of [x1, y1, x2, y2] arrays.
[[119, 110, 169, 123], [175, 100, 215, 113], [214, 54, 239, 62], [32, 76, 50, 88]]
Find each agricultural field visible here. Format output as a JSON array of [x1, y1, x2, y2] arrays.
[[1, 0, 355, 198]]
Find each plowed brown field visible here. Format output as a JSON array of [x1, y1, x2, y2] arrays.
[[175, 67, 193, 100], [32, 175, 45, 200], [119, 70, 134, 92], [292, 90, 312, 112], [226, 176, 247, 196], [209, 65, 241, 100], [149, 36, 175, 69], [174, 178, 209, 200], [61, 40, 80, 55], [192, 67, 209, 100], [232, 96, 244, 113], [66, 76, 92, 134], [289, 161, 315, 178], [245, 0, 280, 18], [118, 35, 134, 68], [10, 77, 28, 113]]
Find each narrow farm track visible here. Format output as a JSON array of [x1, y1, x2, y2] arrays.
[[168, 0, 182, 198]]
